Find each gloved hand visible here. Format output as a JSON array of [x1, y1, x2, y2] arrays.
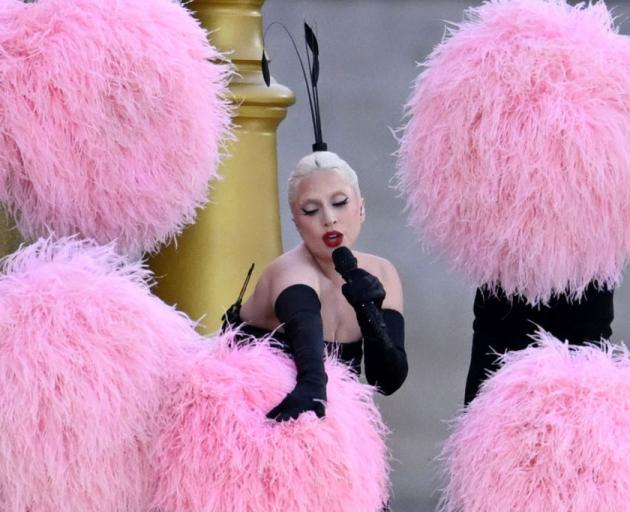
[[341, 268, 386, 310], [266, 382, 326, 421]]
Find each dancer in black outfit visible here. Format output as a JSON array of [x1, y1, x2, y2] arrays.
[[465, 282, 614, 404]]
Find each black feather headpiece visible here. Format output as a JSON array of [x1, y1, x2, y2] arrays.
[[262, 22, 327, 152]]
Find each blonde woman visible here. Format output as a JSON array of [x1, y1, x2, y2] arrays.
[[228, 151, 408, 421]]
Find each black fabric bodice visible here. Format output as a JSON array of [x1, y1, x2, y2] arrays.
[[236, 322, 364, 376]]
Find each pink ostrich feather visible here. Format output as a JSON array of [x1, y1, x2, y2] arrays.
[[0, 237, 205, 512], [440, 331, 630, 512], [151, 330, 390, 512], [397, 0, 630, 304], [0, 0, 232, 256]]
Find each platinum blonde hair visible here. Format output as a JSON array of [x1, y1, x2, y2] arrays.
[[287, 151, 360, 208]]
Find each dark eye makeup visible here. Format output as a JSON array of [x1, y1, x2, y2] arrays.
[[300, 196, 348, 216]]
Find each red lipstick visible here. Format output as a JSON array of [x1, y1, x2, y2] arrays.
[[323, 231, 343, 248]]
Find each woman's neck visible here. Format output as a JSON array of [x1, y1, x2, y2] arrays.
[[301, 244, 343, 284]]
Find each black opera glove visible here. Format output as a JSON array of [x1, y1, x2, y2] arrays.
[[266, 284, 328, 422], [363, 309, 407, 395], [341, 268, 408, 395]]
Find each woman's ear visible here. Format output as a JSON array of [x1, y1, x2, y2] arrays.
[[360, 198, 366, 222]]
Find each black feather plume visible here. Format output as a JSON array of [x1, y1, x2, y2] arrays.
[[304, 22, 319, 57], [304, 22, 319, 87], [304, 22, 324, 150], [311, 54, 319, 87], [261, 51, 271, 87], [263, 21, 327, 152]]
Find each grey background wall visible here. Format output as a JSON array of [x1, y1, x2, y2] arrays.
[[260, 2, 630, 510]]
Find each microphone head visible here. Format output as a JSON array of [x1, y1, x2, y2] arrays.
[[332, 246, 357, 277]]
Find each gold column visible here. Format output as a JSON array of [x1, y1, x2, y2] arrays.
[[0, 210, 22, 257], [148, 0, 294, 334]]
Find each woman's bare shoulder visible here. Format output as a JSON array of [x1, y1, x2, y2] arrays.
[[260, 246, 321, 301], [240, 246, 321, 325], [355, 251, 399, 280]]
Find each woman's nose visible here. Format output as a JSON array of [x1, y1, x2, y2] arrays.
[[323, 209, 337, 226]]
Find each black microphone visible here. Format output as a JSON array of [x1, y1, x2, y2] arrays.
[[332, 246, 357, 282], [332, 247, 389, 339]]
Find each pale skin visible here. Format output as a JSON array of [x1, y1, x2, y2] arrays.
[[240, 168, 403, 343]]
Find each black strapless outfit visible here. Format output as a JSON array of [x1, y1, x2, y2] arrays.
[[223, 284, 407, 398], [236, 322, 364, 376]]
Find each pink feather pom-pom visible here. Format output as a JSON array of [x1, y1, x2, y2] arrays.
[[0, 0, 232, 256], [397, 0, 630, 304], [0, 237, 204, 511], [440, 331, 630, 512], [151, 331, 390, 512]]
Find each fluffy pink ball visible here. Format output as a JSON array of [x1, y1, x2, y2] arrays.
[[397, 0, 630, 304], [151, 332, 390, 512], [440, 331, 630, 512], [0, 0, 231, 256], [0, 237, 204, 511]]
